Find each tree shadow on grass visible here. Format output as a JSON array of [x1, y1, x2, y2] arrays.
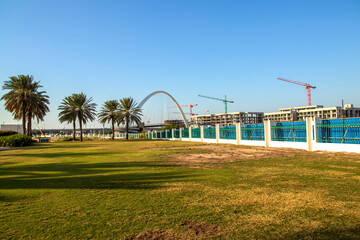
[[0, 161, 196, 190], [285, 226, 360, 239], [2, 151, 117, 159]]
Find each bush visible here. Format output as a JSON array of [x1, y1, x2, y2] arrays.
[[0, 130, 18, 137], [0, 134, 32, 147]]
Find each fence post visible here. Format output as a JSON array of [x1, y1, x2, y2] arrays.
[[189, 127, 192, 141], [171, 128, 174, 140], [201, 126, 204, 142], [179, 128, 182, 141], [216, 124, 220, 144], [306, 117, 314, 151], [236, 122, 241, 145], [264, 120, 272, 148]]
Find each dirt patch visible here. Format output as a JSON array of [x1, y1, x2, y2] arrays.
[[180, 220, 221, 236], [125, 229, 177, 240], [168, 145, 307, 168]]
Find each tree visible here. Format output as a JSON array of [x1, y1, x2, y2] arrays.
[[71, 93, 97, 142], [118, 97, 142, 140], [58, 96, 77, 141], [26, 89, 50, 136], [98, 100, 120, 140], [1, 75, 49, 136]]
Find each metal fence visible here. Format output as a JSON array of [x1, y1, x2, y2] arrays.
[[317, 118, 360, 144], [174, 129, 180, 138], [220, 126, 236, 140], [241, 124, 265, 141], [204, 127, 216, 139], [271, 121, 307, 142], [161, 131, 166, 139], [191, 128, 201, 138], [166, 130, 172, 139], [182, 129, 189, 138]]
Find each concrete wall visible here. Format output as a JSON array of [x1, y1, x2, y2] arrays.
[[151, 118, 360, 154]]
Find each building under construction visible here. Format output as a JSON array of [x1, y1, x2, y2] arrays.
[[190, 112, 264, 127], [264, 104, 360, 122]]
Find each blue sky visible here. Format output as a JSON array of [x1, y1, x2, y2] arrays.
[[1, 0, 360, 128]]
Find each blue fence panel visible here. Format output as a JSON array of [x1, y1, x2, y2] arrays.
[[166, 130, 172, 138], [204, 127, 216, 139], [317, 118, 360, 144], [272, 121, 307, 142], [174, 129, 180, 138], [241, 124, 265, 141], [182, 129, 189, 138], [192, 128, 201, 138], [161, 131, 166, 139], [220, 126, 236, 140]]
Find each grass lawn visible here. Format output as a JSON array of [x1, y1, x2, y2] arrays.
[[1, 140, 360, 239]]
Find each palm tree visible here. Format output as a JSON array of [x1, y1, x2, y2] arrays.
[[118, 97, 142, 140], [58, 96, 77, 141], [26, 89, 50, 136], [72, 93, 97, 142], [98, 100, 120, 140], [1, 75, 49, 136]]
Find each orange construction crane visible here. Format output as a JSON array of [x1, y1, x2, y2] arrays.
[[277, 77, 316, 106], [168, 104, 198, 116]]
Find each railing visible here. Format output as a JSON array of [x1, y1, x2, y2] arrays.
[[220, 126, 236, 140], [272, 121, 307, 142], [241, 124, 265, 141], [204, 127, 216, 139], [317, 118, 360, 144], [191, 128, 201, 138], [182, 129, 189, 138], [174, 129, 180, 138]]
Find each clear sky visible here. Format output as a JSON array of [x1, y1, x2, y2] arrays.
[[1, 0, 360, 128]]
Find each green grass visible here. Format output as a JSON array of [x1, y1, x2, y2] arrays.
[[1, 140, 360, 239]]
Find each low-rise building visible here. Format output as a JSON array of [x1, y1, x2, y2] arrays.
[[264, 104, 360, 122], [164, 119, 185, 126], [0, 124, 23, 134], [191, 112, 264, 127]]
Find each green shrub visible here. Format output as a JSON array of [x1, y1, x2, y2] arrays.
[[0, 130, 18, 136], [0, 134, 32, 147]]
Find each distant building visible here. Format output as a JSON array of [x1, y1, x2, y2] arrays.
[[0, 124, 23, 134], [164, 119, 185, 126], [264, 104, 360, 122], [190, 112, 264, 127]]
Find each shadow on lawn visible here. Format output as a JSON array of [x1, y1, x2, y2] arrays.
[[286, 226, 360, 239], [0, 161, 195, 190]]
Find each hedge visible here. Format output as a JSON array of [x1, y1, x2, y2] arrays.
[[0, 134, 33, 147], [0, 130, 18, 137]]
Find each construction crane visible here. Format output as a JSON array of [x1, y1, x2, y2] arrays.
[[277, 77, 316, 106], [198, 95, 234, 113], [168, 104, 198, 116], [173, 112, 198, 116]]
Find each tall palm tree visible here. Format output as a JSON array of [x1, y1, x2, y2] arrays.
[[1, 75, 49, 136], [72, 93, 97, 142], [118, 97, 142, 140], [26, 89, 50, 136], [58, 96, 77, 141], [98, 100, 120, 140]]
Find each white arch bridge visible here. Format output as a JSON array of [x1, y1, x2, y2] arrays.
[[138, 91, 190, 128]]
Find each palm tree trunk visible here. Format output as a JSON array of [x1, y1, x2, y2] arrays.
[[22, 107, 26, 135], [126, 118, 129, 140], [27, 112, 32, 136], [73, 121, 76, 141], [111, 119, 115, 140], [79, 119, 83, 142]]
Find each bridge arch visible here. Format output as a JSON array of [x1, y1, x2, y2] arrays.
[[138, 91, 189, 128]]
